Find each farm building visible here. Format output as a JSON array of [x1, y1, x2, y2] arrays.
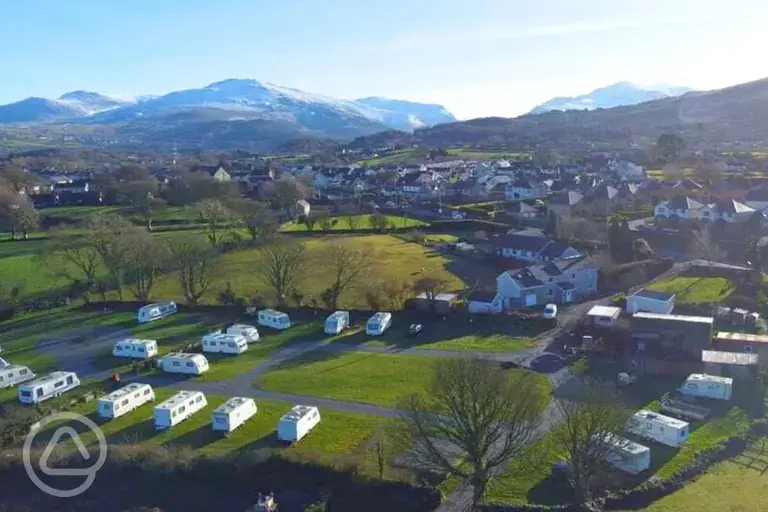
[[626, 289, 675, 315], [467, 291, 503, 314], [412, 292, 458, 314], [631, 312, 714, 358], [714, 331, 768, 360], [587, 305, 621, 328], [701, 350, 760, 380]]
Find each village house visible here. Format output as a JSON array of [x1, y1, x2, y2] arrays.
[[505, 178, 547, 201], [611, 160, 647, 181], [582, 183, 619, 216], [504, 201, 539, 221], [493, 228, 580, 263], [189, 164, 231, 182], [654, 195, 705, 220], [700, 199, 756, 224], [744, 187, 768, 212], [547, 191, 583, 217]]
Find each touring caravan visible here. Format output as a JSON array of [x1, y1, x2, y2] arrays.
[[160, 353, 209, 375], [679, 373, 733, 401], [153, 390, 207, 430], [137, 301, 177, 324], [0, 364, 35, 389], [324, 311, 350, 335], [98, 383, 155, 419], [18, 371, 80, 405], [277, 405, 321, 443], [593, 433, 651, 474], [201, 333, 248, 355], [212, 397, 258, 434], [225, 324, 260, 343], [258, 309, 291, 330], [625, 410, 689, 448], [113, 338, 158, 359], [366, 312, 392, 336]]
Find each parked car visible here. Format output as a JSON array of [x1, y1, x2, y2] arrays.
[[543, 303, 558, 320], [408, 324, 423, 336]]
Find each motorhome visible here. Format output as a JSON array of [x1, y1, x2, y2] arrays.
[[137, 301, 177, 324], [160, 353, 209, 375], [277, 405, 321, 443], [225, 324, 260, 343], [0, 364, 35, 389], [366, 312, 392, 336], [98, 383, 155, 419], [593, 432, 651, 474], [679, 373, 733, 401], [625, 410, 689, 447], [258, 309, 291, 330], [324, 311, 350, 335], [153, 390, 207, 430], [201, 333, 248, 355], [112, 338, 158, 359], [211, 397, 258, 434], [18, 371, 80, 405]]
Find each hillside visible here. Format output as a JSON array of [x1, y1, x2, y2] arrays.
[[529, 82, 693, 114]]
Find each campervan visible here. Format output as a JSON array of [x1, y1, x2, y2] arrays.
[[679, 373, 733, 401], [0, 364, 35, 389], [225, 324, 260, 343], [258, 309, 291, 330], [366, 312, 392, 336], [593, 432, 651, 474], [18, 371, 80, 405], [277, 405, 321, 443], [98, 383, 155, 419], [137, 301, 177, 324], [625, 410, 689, 448], [324, 311, 350, 335], [212, 397, 258, 434], [153, 390, 207, 430], [160, 353, 209, 375], [112, 338, 158, 359], [201, 333, 248, 355]]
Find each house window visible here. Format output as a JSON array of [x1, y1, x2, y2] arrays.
[[547, 289, 553, 296], [745, 345, 753, 353]]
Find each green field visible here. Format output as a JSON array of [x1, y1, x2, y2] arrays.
[[447, 148, 529, 160], [355, 149, 418, 166], [280, 214, 426, 232], [647, 276, 734, 304]]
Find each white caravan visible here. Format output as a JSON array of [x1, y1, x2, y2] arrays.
[[212, 397, 258, 434], [593, 432, 651, 474], [0, 356, 9, 368], [324, 311, 350, 335], [201, 333, 248, 355], [625, 410, 689, 448], [366, 312, 392, 336], [679, 373, 733, 401], [112, 338, 158, 359], [153, 390, 208, 431], [225, 324, 260, 343], [258, 309, 291, 330], [137, 301, 177, 324], [98, 383, 155, 419], [160, 353, 209, 375], [0, 364, 35, 389], [277, 405, 321, 443], [18, 371, 80, 405]]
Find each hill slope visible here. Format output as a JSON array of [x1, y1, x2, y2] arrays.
[[529, 82, 693, 114]]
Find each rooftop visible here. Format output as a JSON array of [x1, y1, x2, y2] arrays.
[[24, 371, 75, 386], [715, 331, 768, 344], [214, 397, 253, 415], [280, 405, 318, 422], [587, 305, 622, 318], [595, 432, 649, 455], [685, 373, 733, 385], [633, 409, 689, 428], [100, 383, 151, 402], [702, 350, 759, 366], [632, 312, 713, 325], [117, 338, 156, 346], [156, 390, 203, 409], [632, 288, 675, 301]]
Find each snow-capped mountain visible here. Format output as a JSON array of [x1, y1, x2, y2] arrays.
[[529, 82, 694, 115], [58, 91, 129, 114]]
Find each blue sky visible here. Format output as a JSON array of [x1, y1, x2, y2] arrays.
[[2, 0, 767, 119]]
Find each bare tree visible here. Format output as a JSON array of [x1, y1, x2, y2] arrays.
[[382, 280, 411, 310], [234, 200, 274, 242], [120, 179, 164, 231], [302, 214, 317, 232], [0, 187, 38, 240], [346, 213, 360, 231], [255, 237, 306, 306], [413, 275, 451, 313], [552, 379, 632, 506], [368, 212, 389, 232], [364, 279, 386, 311], [196, 198, 234, 246], [396, 359, 543, 508], [86, 214, 136, 300], [168, 235, 219, 304], [317, 213, 337, 233], [123, 230, 168, 301], [322, 244, 372, 309], [45, 230, 103, 294]]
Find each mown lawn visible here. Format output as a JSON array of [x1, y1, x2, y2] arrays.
[[448, 148, 529, 160], [647, 276, 734, 305], [280, 214, 426, 232], [418, 334, 535, 352]]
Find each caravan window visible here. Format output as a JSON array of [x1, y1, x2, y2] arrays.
[[707, 384, 717, 390], [178, 405, 186, 414], [55, 381, 64, 388], [208, 340, 217, 346], [116, 345, 124, 351], [227, 342, 236, 348], [137, 347, 145, 353], [144, 389, 151, 396], [279, 317, 288, 324], [20, 390, 31, 398], [172, 410, 177, 417], [196, 396, 203, 403], [173, 361, 180, 367], [121, 399, 129, 406], [6, 373, 11, 378], [66, 376, 74, 385], [36, 388, 43, 397], [19, 369, 28, 375], [0, 376, 4, 382], [185, 362, 194, 368], [686, 383, 696, 389]]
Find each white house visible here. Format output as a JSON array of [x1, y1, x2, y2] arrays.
[[700, 199, 755, 223], [494, 228, 580, 263], [505, 178, 547, 201], [612, 160, 647, 180], [467, 291, 504, 314], [626, 289, 676, 314], [745, 188, 768, 212], [654, 195, 704, 220]]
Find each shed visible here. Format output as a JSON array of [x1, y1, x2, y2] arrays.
[[626, 289, 676, 315], [714, 331, 768, 359], [467, 291, 503, 314], [413, 292, 458, 314], [587, 305, 621, 328], [702, 350, 759, 380], [731, 308, 749, 325], [631, 312, 714, 357]]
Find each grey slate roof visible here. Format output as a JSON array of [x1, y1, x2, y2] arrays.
[[549, 191, 583, 205], [666, 195, 704, 210]]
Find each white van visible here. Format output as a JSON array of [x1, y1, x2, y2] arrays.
[[258, 309, 291, 330], [18, 371, 81, 405], [277, 405, 321, 443], [625, 410, 689, 448], [0, 364, 35, 389], [212, 397, 258, 434], [679, 373, 733, 401], [366, 312, 392, 336], [153, 390, 207, 431], [225, 324, 260, 343], [160, 353, 209, 375], [137, 301, 177, 324], [325, 311, 350, 335], [98, 383, 155, 419], [201, 333, 248, 355], [113, 338, 158, 359]]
